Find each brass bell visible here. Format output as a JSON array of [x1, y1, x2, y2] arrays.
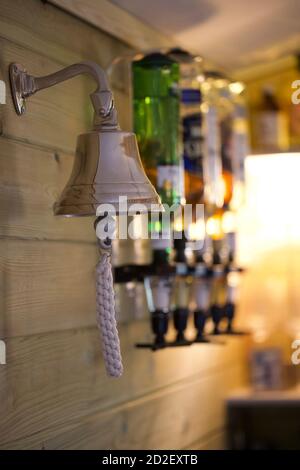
[[54, 126, 161, 217], [9, 61, 162, 217], [9, 61, 162, 379]]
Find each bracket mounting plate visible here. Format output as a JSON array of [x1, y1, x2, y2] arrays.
[[9, 63, 27, 115]]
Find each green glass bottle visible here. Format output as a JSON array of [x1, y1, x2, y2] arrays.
[[132, 53, 181, 206]]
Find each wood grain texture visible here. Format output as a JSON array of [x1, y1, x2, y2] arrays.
[[0, 37, 95, 153], [0, 0, 247, 450], [0, 38, 132, 153], [0, 326, 246, 449], [0, 0, 133, 87], [0, 238, 97, 337], [39, 365, 244, 450], [235, 55, 297, 82], [0, 137, 96, 241], [185, 430, 226, 450], [0, 138, 152, 247], [48, 0, 173, 52]]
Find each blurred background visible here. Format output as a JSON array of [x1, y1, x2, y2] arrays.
[[0, 0, 300, 450]]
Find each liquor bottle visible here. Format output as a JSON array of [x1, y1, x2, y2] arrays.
[[193, 238, 213, 343], [230, 85, 250, 210], [135, 239, 175, 351], [217, 75, 235, 208], [223, 269, 247, 335], [202, 73, 244, 285], [221, 210, 248, 335], [133, 53, 182, 326], [171, 232, 193, 346], [254, 85, 289, 153], [205, 206, 227, 335], [209, 241, 227, 335], [206, 208, 224, 245], [223, 206, 242, 264], [168, 49, 204, 210], [201, 72, 227, 212], [132, 53, 182, 206]]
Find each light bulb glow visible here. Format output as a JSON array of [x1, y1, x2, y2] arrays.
[[234, 153, 300, 343], [189, 219, 205, 241], [206, 213, 223, 239], [229, 81, 245, 95], [222, 211, 236, 234], [238, 153, 300, 264], [173, 216, 184, 233]]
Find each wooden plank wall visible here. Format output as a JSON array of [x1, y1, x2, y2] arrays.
[[0, 0, 248, 449]]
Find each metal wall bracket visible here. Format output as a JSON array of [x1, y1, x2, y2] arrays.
[[9, 61, 116, 124], [9, 63, 28, 115]]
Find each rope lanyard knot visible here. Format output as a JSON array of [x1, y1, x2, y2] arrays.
[[95, 218, 123, 378]]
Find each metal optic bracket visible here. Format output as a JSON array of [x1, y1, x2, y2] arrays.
[[9, 61, 117, 127]]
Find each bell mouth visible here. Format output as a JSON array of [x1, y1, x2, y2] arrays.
[[54, 201, 163, 217], [54, 187, 163, 217], [54, 129, 164, 217]]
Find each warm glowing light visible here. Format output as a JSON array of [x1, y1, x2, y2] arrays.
[[230, 181, 246, 211], [153, 220, 161, 233], [189, 218, 205, 241], [227, 270, 240, 288], [206, 213, 223, 239], [194, 56, 203, 63], [229, 81, 245, 95], [252, 328, 270, 344], [215, 78, 228, 89], [238, 153, 300, 264], [129, 214, 148, 239], [237, 153, 300, 343], [222, 210, 236, 234], [173, 216, 184, 233], [133, 53, 144, 61], [201, 82, 211, 93], [196, 74, 205, 83], [200, 102, 208, 113]]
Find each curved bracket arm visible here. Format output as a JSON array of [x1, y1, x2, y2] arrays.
[[9, 61, 118, 127]]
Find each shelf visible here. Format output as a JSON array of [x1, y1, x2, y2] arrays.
[[226, 387, 300, 406], [48, 0, 173, 51]]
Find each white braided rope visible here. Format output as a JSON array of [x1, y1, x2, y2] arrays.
[[95, 251, 123, 377]]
